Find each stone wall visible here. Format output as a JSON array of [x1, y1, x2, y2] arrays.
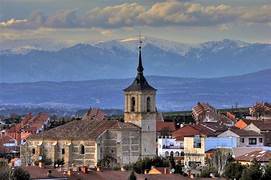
[[22, 139, 97, 167], [96, 128, 141, 166]]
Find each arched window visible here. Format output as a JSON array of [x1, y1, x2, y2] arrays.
[[80, 145, 85, 154], [32, 148, 35, 155], [181, 151, 184, 156], [175, 151, 180, 157], [62, 148, 65, 155], [170, 151, 174, 157], [147, 97, 151, 112], [165, 151, 169, 157], [131, 97, 136, 112]]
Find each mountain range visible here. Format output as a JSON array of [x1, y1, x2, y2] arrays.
[[1, 37, 271, 83], [0, 69, 271, 111]]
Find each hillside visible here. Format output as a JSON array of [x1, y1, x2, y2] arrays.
[[0, 69, 270, 111]]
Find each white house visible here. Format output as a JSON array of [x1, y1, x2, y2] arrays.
[[218, 128, 264, 147], [157, 136, 184, 157]]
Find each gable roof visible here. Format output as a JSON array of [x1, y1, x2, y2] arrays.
[[156, 122, 176, 132], [29, 119, 139, 141], [227, 128, 262, 137], [249, 121, 271, 131], [235, 150, 271, 162], [172, 125, 208, 140]]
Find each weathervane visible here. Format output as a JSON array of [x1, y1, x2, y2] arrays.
[[139, 32, 142, 49]]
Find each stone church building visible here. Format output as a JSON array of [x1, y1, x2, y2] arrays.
[[21, 43, 158, 168]]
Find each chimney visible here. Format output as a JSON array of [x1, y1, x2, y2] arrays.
[[164, 168, 167, 174]]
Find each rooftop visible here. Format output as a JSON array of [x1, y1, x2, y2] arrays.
[[235, 150, 271, 162]]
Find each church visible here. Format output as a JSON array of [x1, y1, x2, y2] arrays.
[[21, 42, 158, 168]]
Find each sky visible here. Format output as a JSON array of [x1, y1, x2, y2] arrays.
[[0, 0, 271, 50]]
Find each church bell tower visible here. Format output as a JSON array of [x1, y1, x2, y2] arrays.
[[123, 38, 157, 158]]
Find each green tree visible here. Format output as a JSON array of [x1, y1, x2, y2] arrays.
[[240, 159, 262, 180], [223, 161, 244, 180], [13, 167, 30, 180], [262, 161, 271, 180]]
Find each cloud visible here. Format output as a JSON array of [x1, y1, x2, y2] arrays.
[[1, 1, 271, 30], [240, 5, 271, 24], [0, 18, 28, 27]]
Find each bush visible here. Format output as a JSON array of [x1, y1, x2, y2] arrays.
[[240, 159, 262, 180], [13, 167, 30, 180], [262, 162, 271, 180], [200, 167, 218, 178], [223, 161, 244, 180]]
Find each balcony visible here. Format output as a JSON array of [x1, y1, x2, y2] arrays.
[[162, 145, 183, 149]]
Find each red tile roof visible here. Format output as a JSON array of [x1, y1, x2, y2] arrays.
[[172, 125, 205, 140], [30, 119, 139, 141], [22, 166, 68, 179], [235, 150, 271, 163], [225, 127, 262, 137], [250, 121, 271, 131], [83, 108, 106, 121], [156, 122, 176, 133]]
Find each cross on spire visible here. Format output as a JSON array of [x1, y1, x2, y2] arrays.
[[137, 33, 144, 73]]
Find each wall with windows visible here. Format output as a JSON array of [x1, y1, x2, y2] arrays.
[[157, 137, 184, 157], [183, 136, 205, 167]]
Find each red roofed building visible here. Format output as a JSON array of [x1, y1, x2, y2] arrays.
[[5, 113, 49, 145], [235, 150, 271, 166], [156, 121, 176, 137]]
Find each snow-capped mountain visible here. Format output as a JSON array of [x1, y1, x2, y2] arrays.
[[94, 36, 192, 55], [0, 37, 271, 82]]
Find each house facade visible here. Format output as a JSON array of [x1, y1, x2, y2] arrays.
[[218, 128, 264, 147]]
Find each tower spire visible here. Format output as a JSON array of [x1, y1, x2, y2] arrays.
[[137, 33, 144, 73]]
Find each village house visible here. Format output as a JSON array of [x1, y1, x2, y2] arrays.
[[218, 128, 264, 147], [157, 136, 184, 158], [249, 102, 271, 120], [244, 121, 271, 146], [192, 102, 234, 126], [235, 150, 271, 166]]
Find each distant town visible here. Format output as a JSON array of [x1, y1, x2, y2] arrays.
[[0, 44, 271, 180]]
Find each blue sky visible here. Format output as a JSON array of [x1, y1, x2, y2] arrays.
[[0, 0, 270, 49]]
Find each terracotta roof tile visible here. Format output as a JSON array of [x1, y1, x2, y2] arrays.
[[235, 150, 271, 162], [156, 122, 176, 132]]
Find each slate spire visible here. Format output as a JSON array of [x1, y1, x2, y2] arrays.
[[137, 37, 144, 74], [123, 35, 156, 92]]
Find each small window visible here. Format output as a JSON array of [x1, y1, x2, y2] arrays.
[[131, 97, 136, 112], [249, 138, 257, 145], [165, 151, 169, 157], [193, 135, 201, 148], [80, 145, 85, 154], [62, 148, 65, 155], [32, 148, 35, 155], [240, 138, 244, 143], [180, 151, 185, 156], [259, 138, 263, 143], [147, 97, 151, 112]]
